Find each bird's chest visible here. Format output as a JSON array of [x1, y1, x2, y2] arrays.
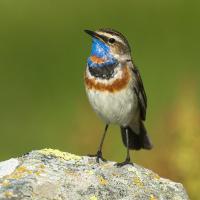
[[85, 65, 138, 126]]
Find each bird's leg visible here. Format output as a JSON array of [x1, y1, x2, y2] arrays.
[[88, 124, 109, 163], [116, 127, 133, 167]]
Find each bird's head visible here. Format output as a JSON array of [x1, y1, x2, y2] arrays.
[[85, 28, 132, 68]]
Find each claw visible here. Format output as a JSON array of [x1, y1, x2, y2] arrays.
[[115, 158, 133, 167], [88, 151, 107, 163]]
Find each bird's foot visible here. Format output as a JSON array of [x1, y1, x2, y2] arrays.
[[115, 158, 133, 167], [88, 151, 107, 163]]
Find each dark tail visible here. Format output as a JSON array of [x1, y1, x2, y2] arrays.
[[120, 122, 153, 150]]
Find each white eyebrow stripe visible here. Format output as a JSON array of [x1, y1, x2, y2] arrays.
[[96, 31, 126, 45]]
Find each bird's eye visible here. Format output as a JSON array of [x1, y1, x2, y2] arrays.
[[108, 38, 115, 44]]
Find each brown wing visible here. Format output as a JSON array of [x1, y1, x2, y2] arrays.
[[132, 67, 147, 121]]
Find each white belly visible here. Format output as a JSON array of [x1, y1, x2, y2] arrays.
[[86, 87, 138, 126]]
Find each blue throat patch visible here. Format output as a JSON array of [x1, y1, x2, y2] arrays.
[[87, 38, 118, 68]]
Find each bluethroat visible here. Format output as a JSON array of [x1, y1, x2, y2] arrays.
[[84, 28, 153, 166]]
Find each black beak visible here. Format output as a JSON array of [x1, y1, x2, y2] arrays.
[[84, 29, 107, 42]]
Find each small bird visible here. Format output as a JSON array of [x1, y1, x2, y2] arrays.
[[84, 28, 153, 166]]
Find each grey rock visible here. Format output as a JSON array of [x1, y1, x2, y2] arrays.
[[0, 149, 189, 200]]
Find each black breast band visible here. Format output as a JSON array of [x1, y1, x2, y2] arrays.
[[88, 63, 118, 80]]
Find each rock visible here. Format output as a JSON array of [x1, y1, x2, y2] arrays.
[[0, 149, 189, 200]]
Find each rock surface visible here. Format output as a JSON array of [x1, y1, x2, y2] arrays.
[[0, 149, 189, 200]]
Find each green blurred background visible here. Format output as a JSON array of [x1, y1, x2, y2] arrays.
[[0, 0, 199, 199]]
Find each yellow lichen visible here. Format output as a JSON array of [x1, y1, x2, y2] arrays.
[[34, 169, 44, 176], [1, 180, 10, 186], [39, 164, 45, 169], [128, 167, 135, 172], [4, 191, 13, 198], [149, 172, 160, 180], [39, 149, 81, 161], [85, 170, 94, 175], [6, 166, 32, 179], [150, 194, 157, 200], [90, 195, 98, 200], [98, 176, 108, 185], [34, 164, 45, 176], [133, 177, 144, 187], [154, 174, 160, 179]]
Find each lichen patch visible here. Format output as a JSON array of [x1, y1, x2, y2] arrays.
[[0, 180, 10, 187], [4, 191, 14, 198], [39, 149, 81, 161], [149, 194, 157, 200], [90, 195, 98, 200], [6, 166, 32, 179], [153, 174, 160, 180], [85, 170, 94, 175], [98, 176, 108, 185], [133, 177, 144, 187]]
